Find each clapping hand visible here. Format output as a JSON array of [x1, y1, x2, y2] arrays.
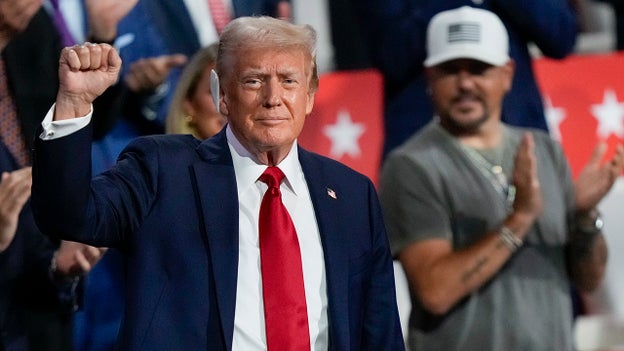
[[511, 132, 543, 221], [0, 167, 32, 251], [575, 142, 624, 212]]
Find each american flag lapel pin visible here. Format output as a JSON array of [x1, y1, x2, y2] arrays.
[[326, 187, 337, 199]]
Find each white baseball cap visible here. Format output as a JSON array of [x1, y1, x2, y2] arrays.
[[424, 6, 510, 68]]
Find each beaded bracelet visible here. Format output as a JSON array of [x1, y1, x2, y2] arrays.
[[499, 226, 523, 252]]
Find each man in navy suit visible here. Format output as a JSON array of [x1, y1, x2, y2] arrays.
[[31, 16, 405, 350]]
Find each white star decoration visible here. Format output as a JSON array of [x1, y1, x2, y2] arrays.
[[323, 109, 365, 159], [544, 96, 566, 142], [591, 89, 624, 139]]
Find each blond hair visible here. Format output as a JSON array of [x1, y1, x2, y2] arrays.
[[166, 43, 220, 136], [216, 16, 318, 93]]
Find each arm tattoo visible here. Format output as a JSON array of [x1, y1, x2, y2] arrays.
[[460, 239, 507, 283], [461, 256, 489, 283]]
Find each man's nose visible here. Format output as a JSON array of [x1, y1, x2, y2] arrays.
[[456, 69, 477, 89], [263, 79, 282, 107]]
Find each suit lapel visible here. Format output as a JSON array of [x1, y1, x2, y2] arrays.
[[299, 148, 350, 348], [192, 130, 238, 350]]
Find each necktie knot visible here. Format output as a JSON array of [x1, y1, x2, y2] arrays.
[[260, 166, 285, 189]]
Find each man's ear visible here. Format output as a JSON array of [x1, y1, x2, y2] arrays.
[[305, 91, 315, 115], [502, 59, 516, 92], [220, 95, 229, 116]]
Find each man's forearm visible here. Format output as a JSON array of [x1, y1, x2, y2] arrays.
[[567, 211, 608, 293]]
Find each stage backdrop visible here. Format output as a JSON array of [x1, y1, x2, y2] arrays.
[[535, 52, 624, 178], [298, 69, 383, 186]]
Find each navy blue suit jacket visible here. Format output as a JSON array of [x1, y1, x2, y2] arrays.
[[32, 126, 405, 350]]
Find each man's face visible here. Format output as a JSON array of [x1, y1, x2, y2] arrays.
[[220, 47, 315, 160], [427, 59, 513, 135]]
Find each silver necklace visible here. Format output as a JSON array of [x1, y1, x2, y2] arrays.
[[461, 144, 516, 211]]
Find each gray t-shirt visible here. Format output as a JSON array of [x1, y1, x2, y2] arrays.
[[380, 122, 575, 350]]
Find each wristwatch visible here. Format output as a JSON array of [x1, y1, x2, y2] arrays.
[[576, 209, 604, 234]]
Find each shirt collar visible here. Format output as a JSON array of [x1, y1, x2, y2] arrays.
[[226, 125, 304, 196]]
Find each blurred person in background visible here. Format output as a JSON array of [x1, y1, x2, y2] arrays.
[[165, 42, 226, 139], [291, 0, 372, 74], [380, 7, 623, 350], [0, 165, 104, 351], [593, 0, 624, 50], [356, 0, 579, 158]]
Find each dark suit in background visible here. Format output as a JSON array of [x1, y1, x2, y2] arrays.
[[0, 9, 73, 351], [0, 8, 120, 351], [0, 141, 61, 351], [5, 9, 120, 146], [327, 0, 373, 71]]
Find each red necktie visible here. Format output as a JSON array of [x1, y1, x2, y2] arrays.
[[208, 0, 231, 35], [258, 167, 310, 350], [0, 58, 29, 167]]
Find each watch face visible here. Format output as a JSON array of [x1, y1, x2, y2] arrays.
[[579, 212, 603, 233], [595, 216, 604, 231]]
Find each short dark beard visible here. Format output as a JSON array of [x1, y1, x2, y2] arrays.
[[438, 95, 489, 136], [439, 112, 488, 136]]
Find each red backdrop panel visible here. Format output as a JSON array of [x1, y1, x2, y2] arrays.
[[298, 69, 384, 186], [534, 52, 624, 178]]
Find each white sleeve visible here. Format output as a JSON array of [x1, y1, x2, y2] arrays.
[[39, 103, 93, 140]]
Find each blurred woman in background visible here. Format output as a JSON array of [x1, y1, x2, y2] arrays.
[[166, 43, 226, 139]]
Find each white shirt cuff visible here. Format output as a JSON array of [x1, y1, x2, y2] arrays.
[[39, 103, 93, 140]]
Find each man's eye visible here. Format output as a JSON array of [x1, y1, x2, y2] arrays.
[[437, 64, 459, 75], [469, 63, 490, 75], [244, 79, 261, 87]]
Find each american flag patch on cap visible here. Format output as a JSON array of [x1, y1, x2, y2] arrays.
[[448, 22, 480, 43]]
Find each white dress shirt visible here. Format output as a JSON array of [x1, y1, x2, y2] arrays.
[[226, 126, 328, 351]]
